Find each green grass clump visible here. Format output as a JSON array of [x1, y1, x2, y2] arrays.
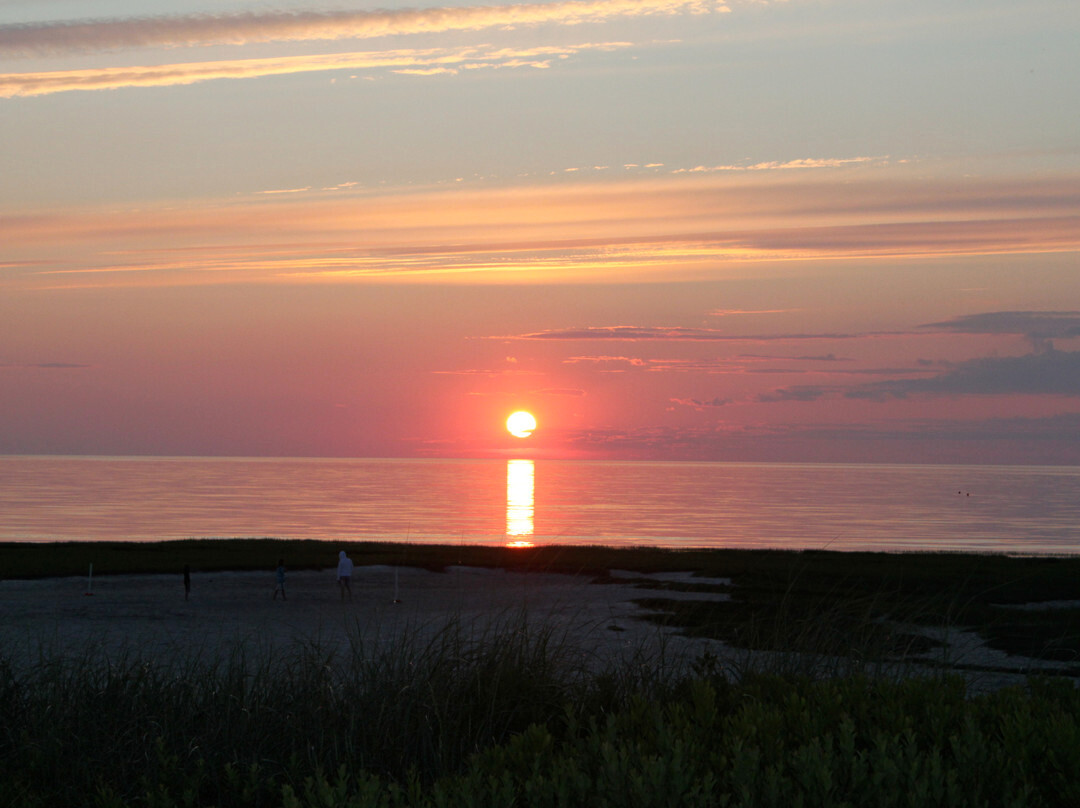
[[3, 622, 1080, 808]]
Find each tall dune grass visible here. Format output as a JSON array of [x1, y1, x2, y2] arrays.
[[3, 612, 1079, 807], [0, 613, 674, 806]]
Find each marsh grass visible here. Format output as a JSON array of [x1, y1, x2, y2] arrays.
[[609, 548, 1080, 677]]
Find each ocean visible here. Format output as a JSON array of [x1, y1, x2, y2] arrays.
[[2, 456, 1079, 554]]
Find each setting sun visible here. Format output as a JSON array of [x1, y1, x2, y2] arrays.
[[506, 410, 537, 438]]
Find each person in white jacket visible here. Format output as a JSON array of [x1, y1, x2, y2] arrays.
[[337, 550, 354, 601]]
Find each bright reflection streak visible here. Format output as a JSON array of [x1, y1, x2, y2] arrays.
[[506, 459, 534, 539]]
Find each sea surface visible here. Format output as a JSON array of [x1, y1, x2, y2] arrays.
[[2, 456, 1079, 555]]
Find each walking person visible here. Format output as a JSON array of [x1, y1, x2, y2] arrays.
[[273, 558, 287, 600], [337, 550, 354, 601]]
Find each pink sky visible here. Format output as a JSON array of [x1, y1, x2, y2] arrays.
[[2, 0, 1079, 464]]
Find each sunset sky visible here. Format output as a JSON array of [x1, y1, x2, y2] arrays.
[[2, 0, 1079, 463]]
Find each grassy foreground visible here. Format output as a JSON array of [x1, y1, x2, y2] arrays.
[[2, 622, 1079, 808], [3, 541, 1080, 806]]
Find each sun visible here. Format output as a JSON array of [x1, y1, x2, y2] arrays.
[[506, 410, 537, 438]]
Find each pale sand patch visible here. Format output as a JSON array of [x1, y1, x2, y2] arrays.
[[0, 566, 721, 670], [0, 566, 1070, 693]]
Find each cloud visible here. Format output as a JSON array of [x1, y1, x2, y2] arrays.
[[0, 0, 723, 56], [670, 396, 731, 409], [0, 361, 90, 369], [535, 387, 586, 396], [849, 349, 1080, 399], [509, 325, 858, 341], [7, 172, 1080, 289], [756, 386, 830, 403], [921, 311, 1080, 353], [0, 42, 628, 97], [563, 355, 648, 366], [739, 353, 850, 362], [710, 308, 798, 316], [431, 367, 541, 376], [674, 156, 887, 173], [752, 349, 1080, 404]]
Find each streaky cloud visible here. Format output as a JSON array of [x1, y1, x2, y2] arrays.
[[0, 0, 723, 56], [755, 350, 1080, 403], [535, 387, 586, 396], [0, 42, 627, 97], [507, 325, 859, 341], [674, 156, 886, 173], [670, 396, 731, 408], [6, 172, 1080, 288], [849, 350, 1080, 399], [921, 311, 1080, 352]]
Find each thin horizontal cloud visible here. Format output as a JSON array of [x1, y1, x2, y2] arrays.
[[710, 308, 797, 316], [757, 386, 831, 403], [0, 361, 90, 369], [848, 350, 1080, 400], [7, 171, 1080, 288], [673, 156, 887, 173], [0, 0, 722, 56], [535, 387, 586, 396], [670, 396, 732, 409], [921, 311, 1080, 352], [508, 326, 859, 341], [0, 42, 628, 97], [752, 349, 1080, 404], [739, 353, 851, 362], [563, 355, 648, 366], [563, 355, 750, 373]]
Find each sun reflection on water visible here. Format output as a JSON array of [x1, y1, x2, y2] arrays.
[[506, 458, 534, 541]]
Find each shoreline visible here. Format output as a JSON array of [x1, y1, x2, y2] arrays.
[[6, 537, 1080, 581]]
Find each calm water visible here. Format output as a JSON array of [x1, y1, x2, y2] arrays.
[[2, 456, 1079, 554]]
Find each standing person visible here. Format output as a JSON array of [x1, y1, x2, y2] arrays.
[[183, 564, 191, 601], [273, 558, 287, 600], [337, 550, 353, 601]]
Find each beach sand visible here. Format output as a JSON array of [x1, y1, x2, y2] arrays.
[[1, 565, 1069, 692], [0, 565, 723, 671]]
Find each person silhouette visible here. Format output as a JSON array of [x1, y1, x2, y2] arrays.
[[273, 558, 287, 600], [337, 550, 354, 601]]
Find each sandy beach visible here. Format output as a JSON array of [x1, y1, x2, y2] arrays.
[[2, 564, 1074, 694], [0, 565, 727, 670]]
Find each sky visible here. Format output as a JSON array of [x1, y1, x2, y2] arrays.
[[1, 0, 1079, 464]]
